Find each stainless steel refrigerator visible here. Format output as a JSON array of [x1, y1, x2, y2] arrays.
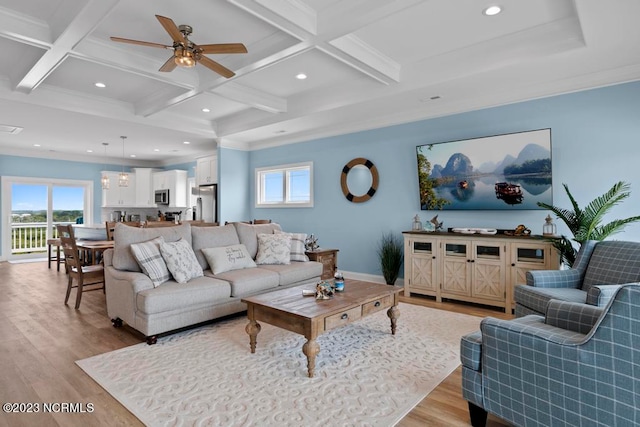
[[192, 184, 218, 223]]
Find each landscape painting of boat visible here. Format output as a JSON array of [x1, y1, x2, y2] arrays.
[[416, 129, 552, 210]]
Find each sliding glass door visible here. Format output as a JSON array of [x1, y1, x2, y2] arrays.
[[1, 177, 93, 261]]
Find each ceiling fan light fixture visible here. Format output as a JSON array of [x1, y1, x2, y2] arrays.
[[175, 49, 196, 68]]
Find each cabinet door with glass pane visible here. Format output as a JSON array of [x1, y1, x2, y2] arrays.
[[471, 242, 506, 303], [441, 240, 471, 297], [404, 236, 439, 298], [509, 241, 560, 289]]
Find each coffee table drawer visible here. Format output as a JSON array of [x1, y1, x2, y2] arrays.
[[362, 295, 393, 316], [325, 306, 361, 331]]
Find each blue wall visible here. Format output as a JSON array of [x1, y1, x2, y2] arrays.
[[248, 81, 640, 277], [218, 147, 250, 223]]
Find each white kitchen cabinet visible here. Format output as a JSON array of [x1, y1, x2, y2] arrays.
[[152, 170, 188, 208], [101, 171, 136, 207], [196, 155, 217, 185], [133, 168, 158, 207]]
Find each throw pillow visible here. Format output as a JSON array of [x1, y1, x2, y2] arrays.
[[202, 244, 257, 274], [130, 236, 171, 287], [255, 233, 291, 265], [159, 238, 204, 284], [274, 230, 309, 262]]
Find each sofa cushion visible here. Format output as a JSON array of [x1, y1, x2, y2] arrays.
[[130, 236, 171, 287], [274, 230, 309, 262], [202, 244, 257, 274], [258, 261, 323, 286], [191, 224, 241, 269], [113, 223, 192, 272], [256, 233, 291, 265], [514, 285, 587, 315], [234, 222, 282, 259], [582, 241, 640, 293], [206, 267, 279, 297], [136, 276, 231, 315], [159, 238, 204, 284]]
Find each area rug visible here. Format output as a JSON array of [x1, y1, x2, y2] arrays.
[[77, 303, 480, 426]]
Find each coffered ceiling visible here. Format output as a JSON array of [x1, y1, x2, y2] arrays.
[[0, 0, 639, 165]]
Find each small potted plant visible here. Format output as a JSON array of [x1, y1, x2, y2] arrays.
[[377, 232, 404, 285]]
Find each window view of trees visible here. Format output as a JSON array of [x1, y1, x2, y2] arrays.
[[11, 210, 83, 223]]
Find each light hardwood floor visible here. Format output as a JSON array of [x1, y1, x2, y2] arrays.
[[0, 260, 512, 427]]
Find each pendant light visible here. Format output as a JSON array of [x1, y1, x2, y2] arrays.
[[101, 142, 110, 189], [119, 135, 129, 187]]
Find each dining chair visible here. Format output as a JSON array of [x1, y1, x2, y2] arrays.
[[106, 221, 141, 240], [57, 224, 105, 309], [252, 219, 272, 224]]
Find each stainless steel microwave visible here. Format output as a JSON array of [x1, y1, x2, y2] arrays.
[[154, 189, 169, 205]]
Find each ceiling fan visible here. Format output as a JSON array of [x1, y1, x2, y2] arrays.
[[110, 15, 247, 78]]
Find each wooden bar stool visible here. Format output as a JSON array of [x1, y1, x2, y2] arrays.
[[47, 238, 65, 271]]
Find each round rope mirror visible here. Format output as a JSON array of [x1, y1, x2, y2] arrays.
[[340, 158, 379, 203]]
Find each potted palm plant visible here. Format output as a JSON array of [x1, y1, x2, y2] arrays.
[[537, 181, 640, 267], [377, 232, 404, 285]]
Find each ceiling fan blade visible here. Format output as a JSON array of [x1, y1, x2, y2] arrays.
[[159, 56, 177, 72], [199, 56, 235, 78], [156, 15, 186, 44], [110, 37, 171, 49], [198, 43, 248, 54]]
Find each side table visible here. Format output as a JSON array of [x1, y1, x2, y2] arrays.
[[305, 248, 339, 280]]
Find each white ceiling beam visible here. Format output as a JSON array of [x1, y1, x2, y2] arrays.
[[323, 35, 400, 84], [255, 0, 317, 34], [14, 0, 121, 94], [0, 6, 52, 48], [212, 82, 287, 113]]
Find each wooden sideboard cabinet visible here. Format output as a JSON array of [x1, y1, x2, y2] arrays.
[[306, 249, 339, 280], [403, 231, 559, 311]]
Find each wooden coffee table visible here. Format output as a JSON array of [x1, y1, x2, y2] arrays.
[[241, 281, 401, 377]]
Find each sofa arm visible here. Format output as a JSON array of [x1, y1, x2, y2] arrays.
[[526, 269, 582, 289], [586, 284, 635, 307], [481, 315, 587, 349], [544, 300, 603, 334], [104, 265, 154, 324]]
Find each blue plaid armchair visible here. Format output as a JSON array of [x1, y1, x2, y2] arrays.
[[461, 284, 640, 427], [515, 240, 640, 317]]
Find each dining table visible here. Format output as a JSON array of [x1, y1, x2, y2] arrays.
[[76, 240, 114, 265]]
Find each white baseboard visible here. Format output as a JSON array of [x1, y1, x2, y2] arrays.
[[342, 270, 405, 287]]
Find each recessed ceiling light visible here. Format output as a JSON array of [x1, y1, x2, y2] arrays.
[[153, 148, 160, 152], [129, 154, 136, 158], [86, 149, 93, 153], [95, 82, 106, 88], [483, 5, 502, 16], [183, 141, 191, 145], [295, 73, 307, 80], [202, 108, 210, 112]]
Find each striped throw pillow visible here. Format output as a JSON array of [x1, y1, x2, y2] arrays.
[[130, 236, 171, 287], [274, 230, 309, 262]]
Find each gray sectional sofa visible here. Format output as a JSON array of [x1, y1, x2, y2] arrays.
[[104, 222, 322, 343]]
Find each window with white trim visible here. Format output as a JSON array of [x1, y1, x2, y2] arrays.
[[255, 162, 313, 208]]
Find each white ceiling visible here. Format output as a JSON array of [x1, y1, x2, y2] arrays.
[[0, 0, 639, 166]]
